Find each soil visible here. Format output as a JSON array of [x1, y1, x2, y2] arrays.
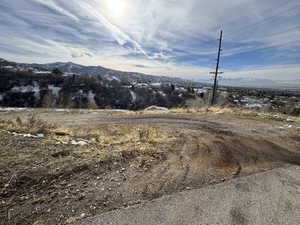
[[0, 108, 300, 225]]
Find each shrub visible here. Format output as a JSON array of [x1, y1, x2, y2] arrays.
[[0, 114, 56, 134]]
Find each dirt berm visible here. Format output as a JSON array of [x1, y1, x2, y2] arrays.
[[75, 165, 300, 225]]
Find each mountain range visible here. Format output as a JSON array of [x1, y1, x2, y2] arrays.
[[24, 61, 191, 85], [1, 58, 300, 88]]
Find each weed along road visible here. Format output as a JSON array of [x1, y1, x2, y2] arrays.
[[0, 108, 300, 225], [74, 166, 300, 225]]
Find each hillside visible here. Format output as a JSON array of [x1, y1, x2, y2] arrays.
[[0, 58, 201, 110], [18, 60, 190, 85]]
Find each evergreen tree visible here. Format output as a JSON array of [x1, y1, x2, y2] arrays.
[[52, 68, 63, 76]]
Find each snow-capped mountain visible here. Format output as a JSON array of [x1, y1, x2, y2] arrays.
[[24, 61, 189, 84]]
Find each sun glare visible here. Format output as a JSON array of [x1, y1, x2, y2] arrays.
[[104, 0, 127, 20]]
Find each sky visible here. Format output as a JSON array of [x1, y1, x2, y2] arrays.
[[0, 0, 300, 81]]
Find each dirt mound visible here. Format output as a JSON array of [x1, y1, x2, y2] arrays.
[[127, 132, 300, 198], [74, 166, 300, 225], [2, 130, 300, 225]]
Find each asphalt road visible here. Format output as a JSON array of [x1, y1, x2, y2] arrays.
[[75, 165, 300, 225]]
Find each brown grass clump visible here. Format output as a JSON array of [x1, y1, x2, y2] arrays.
[[0, 114, 56, 134], [53, 124, 172, 146]]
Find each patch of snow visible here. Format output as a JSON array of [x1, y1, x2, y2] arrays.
[[194, 88, 207, 94], [145, 106, 168, 111], [11, 85, 40, 99], [36, 133, 45, 138], [34, 71, 51, 75], [56, 141, 68, 145], [48, 85, 61, 97], [11, 85, 31, 93], [88, 91, 95, 102], [136, 83, 148, 87], [109, 109, 130, 113], [53, 109, 71, 112], [104, 75, 121, 82], [56, 139, 96, 145], [129, 90, 137, 102], [244, 103, 263, 109], [0, 130, 45, 138], [0, 107, 33, 112], [151, 83, 162, 87], [3, 65, 14, 69], [70, 140, 88, 146], [279, 124, 294, 129], [175, 87, 186, 91], [158, 91, 166, 97], [111, 76, 120, 82], [286, 118, 294, 122], [33, 86, 40, 99], [63, 72, 75, 76]]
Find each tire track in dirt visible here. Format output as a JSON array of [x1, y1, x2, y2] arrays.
[[124, 130, 300, 200], [80, 114, 236, 136], [1, 110, 300, 225]]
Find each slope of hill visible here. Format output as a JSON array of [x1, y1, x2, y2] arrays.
[[0, 58, 199, 110], [24, 61, 190, 85]]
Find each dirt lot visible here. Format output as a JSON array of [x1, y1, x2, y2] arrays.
[[0, 107, 300, 225]]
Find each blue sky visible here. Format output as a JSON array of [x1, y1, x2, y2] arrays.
[[0, 0, 300, 80]]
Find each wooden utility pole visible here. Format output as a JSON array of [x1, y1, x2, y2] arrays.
[[211, 30, 223, 105]]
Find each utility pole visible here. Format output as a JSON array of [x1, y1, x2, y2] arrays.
[[210, 30, 223, 105]]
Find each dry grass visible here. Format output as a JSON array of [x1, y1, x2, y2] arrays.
[[135, 106, 258, 116], [0, 114, 56, 134], [0, 117, 174, 169], [1, 106, 298, 176], [53, 124, 173, 146], [0, 112, 173, 144], [45, 124, 172, 165], [135, 106, 300, 123]]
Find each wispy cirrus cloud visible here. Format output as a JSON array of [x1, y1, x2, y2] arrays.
[[0, 0, 299, 80]]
